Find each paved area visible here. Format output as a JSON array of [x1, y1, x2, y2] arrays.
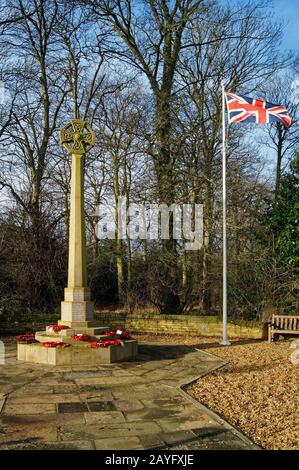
[[0, 341, 258, 450]]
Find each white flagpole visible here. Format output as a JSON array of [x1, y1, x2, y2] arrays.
[[220, 82, 231, 346]]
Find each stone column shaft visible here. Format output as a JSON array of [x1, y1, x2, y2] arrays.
[[68, 153, 87, 288], [60, 119, 96, 326]]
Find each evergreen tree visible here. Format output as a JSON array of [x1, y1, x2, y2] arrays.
[[262, 152, 299, 268]]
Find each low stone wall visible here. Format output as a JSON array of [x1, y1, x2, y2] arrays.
[[96, 311, 267, 340]]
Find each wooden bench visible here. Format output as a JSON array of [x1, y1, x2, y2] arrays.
[[268, 314, 299, 343]]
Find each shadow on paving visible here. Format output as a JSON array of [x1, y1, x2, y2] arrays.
[[135, 344, 197, 362]]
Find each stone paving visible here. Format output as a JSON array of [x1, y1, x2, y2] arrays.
[[0, 341, 259, 450]]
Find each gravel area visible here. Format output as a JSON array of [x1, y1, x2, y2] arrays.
[[134, 333, 299, 450]]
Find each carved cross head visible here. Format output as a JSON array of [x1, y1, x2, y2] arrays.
[[60, 119, 96, 155]]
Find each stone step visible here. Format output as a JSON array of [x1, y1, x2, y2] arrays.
[[17, 340, 138, 365], [35, 327, 111, 343], [45, 326, 110, 337], [35, 332, 127, 347]]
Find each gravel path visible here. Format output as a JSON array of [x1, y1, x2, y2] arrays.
[[134, 333, 299, 450]]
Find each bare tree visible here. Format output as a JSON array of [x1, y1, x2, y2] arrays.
[[80, 0, 207, 313], [175, 0, 290, 313], [0, 0, 72, 308], [259, 73, 299, 199], [94, 82, 149, 304]]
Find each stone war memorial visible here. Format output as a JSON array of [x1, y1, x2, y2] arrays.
[[17, 119, 138, 365], [1, 0, 299, 454]]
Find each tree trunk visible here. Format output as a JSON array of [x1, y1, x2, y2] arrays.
[[275, 129, 283, 200], [202, 165, 213, 315], [154, 93, 181, 314], [112, 155, 124, 303]]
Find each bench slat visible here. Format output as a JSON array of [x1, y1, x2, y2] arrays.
[[271, 329, 299, 334], [273, 315, 299, 319]]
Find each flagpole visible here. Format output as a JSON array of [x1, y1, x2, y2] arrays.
[[220, 82, 231, 346]]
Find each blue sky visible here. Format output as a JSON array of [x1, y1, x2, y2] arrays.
[[220, 1, 299, 52], [273, 0, 299, 50]]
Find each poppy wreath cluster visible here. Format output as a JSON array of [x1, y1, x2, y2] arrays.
[[42, 341, 70, 348], [16, 333, 36, 343], [90, 339, 124, 348], [70, 334, 91, 342], [47, 325, 69, 333], [104, 329, 132, 340], [103, 331, 115, 337]]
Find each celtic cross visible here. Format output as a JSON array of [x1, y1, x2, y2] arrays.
[[60, 119, 96, 155]]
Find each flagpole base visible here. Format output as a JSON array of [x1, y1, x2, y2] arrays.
[[219, 340, 231, 346]]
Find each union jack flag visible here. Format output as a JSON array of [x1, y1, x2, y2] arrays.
[[225, 92, 291, 127]]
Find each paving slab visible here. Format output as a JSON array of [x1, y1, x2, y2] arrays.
[[10, 385, 55, 396], [0, 340, 259, 450], [8, 393, 82, 404], [79, 391, 114, 402], [3, 403, 57, 415], [1, 412, 86, 426], [124, 406, 187, 422], [57, 402, 88, 413], [114, 399, 145, 411], [0, 440, 95, 450], [94, 436, 143, 450], [160, 429, 198, 445], [87, 400, 117, 412], [84, 411, 126, 425], [59, 421, 162, 441], [0, 423, 58, 443]]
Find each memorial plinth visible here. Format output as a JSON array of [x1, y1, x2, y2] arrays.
[[17, 119, 137, 365], [17, 339, 138, 365]]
